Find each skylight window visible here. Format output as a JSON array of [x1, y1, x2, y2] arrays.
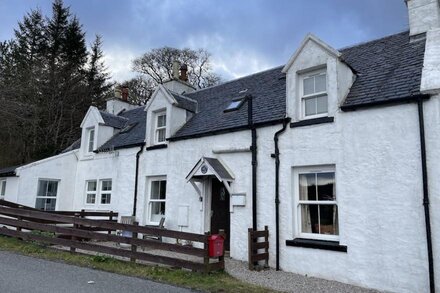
[[224, 98, 245, 112]]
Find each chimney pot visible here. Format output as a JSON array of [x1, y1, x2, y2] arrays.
[[179, 64, 188, 82], [121, 86, 129, 101]]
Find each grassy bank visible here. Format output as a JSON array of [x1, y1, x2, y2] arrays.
[[0, 236, 274, 293]]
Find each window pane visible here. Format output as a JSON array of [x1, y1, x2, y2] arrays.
[[315, 74, 326, 93], [150, 202, 166, 222], [151, 181, 160, 199], [87, 181, 97, 192], [151, 180, 166, 200], [88, 129, 95, 152], [1, 181, 6, 196], [319, 205, 338, 235], [301, 204, 319, 234], [37, 181, 48, 197], [158, 129, 166, 142], [36, 198, 56, 211], [157, 114, 166, 127], [86, 194, 96, 204], [101, 193, 111, 204], [101, 180, 112, 191], [317, 95, 328, 114], [303, 77, 314, 96], [317, 172, 335, 201], [299, 174, 316, 201], [304, 97, 316, 116], [159, 181, 166, 199], [47, 181, 58, 197]]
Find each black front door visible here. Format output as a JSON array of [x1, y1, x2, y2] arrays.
[[210, 179, 230, 250]]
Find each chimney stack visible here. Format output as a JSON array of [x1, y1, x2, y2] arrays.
[[172, 61, 180, 80], [121, 86, 129, 101], [405, 0, 440, 37], [179, 64, 188, 82]]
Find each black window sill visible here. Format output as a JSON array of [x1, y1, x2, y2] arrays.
[[290, 116, 334, 128], [286, 238, 347, 252], [146, 144, 168, 151]]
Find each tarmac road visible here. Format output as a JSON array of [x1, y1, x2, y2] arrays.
[[0, 250, 194, 293]]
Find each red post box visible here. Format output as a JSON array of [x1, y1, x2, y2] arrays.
[[208, 234, 224, 257]]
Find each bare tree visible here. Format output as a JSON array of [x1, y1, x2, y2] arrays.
[[131, 47, 221, 95]]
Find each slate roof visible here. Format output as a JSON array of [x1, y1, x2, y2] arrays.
[[167, 89, 198, 113], [170, 65, 287, 140], [340, 31, 426, 109], [96, 107, 146, 152], [99, 110, 129, 129], [63, 30, 427, 152], [0, 165, 20, 177], [61, 138, 81, 154], [204, 157, 234, 180]]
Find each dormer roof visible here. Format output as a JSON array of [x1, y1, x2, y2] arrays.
[[282, 33, 342, 73]]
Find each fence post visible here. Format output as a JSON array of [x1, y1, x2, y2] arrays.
[[108, 211, 114, 235], [203, 232, 210, 273], [219, 229, 226, 270], [248, 228, 253, 270], [130, 221, 138, 262], [264, 225, 269, 268], [70, 212, 80, 253]]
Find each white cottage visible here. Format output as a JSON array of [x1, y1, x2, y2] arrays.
[[1, 0, 439, 292]]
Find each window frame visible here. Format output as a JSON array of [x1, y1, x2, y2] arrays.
[[0, 179, 6, 199], [87, 127, 95, 153], [84, 179, 112, 206], [85, 180, 98, 205], [100, 179, 112, 205], [35, 179, 59, 211], [293, 166, 338, 242], [154, 111, 167, 145], [300, 70, 328, 120], [146, 176, 167, 225]]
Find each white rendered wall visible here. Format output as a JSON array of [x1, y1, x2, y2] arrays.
[[15, 151, 78, 210], [268, 102, 439, 293], [3, 176, 19, 202], [74, 148, 139, 218], [137, 129, 254, 261]]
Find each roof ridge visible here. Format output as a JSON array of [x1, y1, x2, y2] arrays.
[[168, 89, 198, 103], [99, 110, 129, 120], [187, 65, 284, 96], [339, 30, 409, 52]]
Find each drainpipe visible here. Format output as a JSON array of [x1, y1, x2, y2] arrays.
[[132, 143, 145, 217], [272, 117, 291, 271], [417, 96, 435, 293], [246, 95, 258, 231]]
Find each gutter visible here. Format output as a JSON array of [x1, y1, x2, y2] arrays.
[[132, 143, 145, 217], [341, 95, 430, 111], [272, 117, 291, 271], [417, 97, 435, 293]]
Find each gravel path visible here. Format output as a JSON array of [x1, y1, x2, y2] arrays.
[[225, 258, 383, 293]]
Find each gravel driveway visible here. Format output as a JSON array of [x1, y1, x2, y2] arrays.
[[225, 258, 383, 293]]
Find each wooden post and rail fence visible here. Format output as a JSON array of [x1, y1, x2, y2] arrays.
[[248, 225, 269, 270], [0, 199, 225, 272]]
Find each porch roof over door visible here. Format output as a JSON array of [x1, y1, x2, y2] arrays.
[[186, 157, 234, 182]]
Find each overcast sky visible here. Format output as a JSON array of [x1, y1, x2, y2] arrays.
[[0, 0, 409, 82]]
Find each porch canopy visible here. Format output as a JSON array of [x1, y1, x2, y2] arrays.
[[186, 157, 234, 195]]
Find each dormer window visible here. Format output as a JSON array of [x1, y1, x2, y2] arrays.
[[301, 70, 327, 119], [87, 127, 95, 153], [155, 111, 167, 144]]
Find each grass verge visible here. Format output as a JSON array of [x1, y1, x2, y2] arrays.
[[0, 236, 275, 293]]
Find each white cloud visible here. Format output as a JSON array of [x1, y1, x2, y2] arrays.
[[103, 46, 140, 82]]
